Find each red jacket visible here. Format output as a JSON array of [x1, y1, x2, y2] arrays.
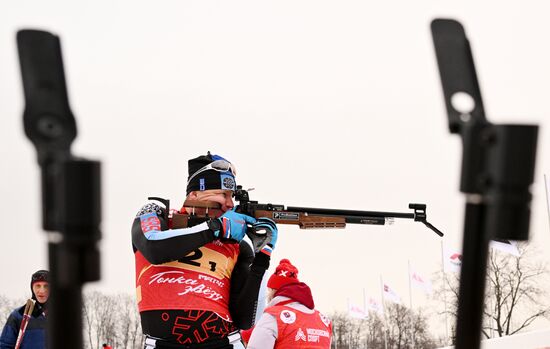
[[247, 283, 332, 349]]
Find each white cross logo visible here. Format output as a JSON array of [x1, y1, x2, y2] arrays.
[[295, 328, 306, 341]]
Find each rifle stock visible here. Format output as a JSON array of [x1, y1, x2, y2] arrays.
[[171, 209, 346, 229], [255, 210, 346, 229]]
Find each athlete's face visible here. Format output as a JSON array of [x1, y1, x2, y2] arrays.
[[32, 281, 49, 303], [189, 189, 234, 215]]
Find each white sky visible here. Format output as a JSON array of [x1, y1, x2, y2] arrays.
[[1, 0, 550, 336]]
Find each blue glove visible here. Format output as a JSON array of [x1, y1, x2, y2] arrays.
[[249, 217, 278, 256], [211, 208, 257, 242]]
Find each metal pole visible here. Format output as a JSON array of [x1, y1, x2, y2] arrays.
[[379, 276, 388, 349], [440, 241, 450, 344], [363, 288, 368, 349], [408, 261, 415, 349], [544, 174, 550, 233], [454, 201, 490, 349], [17, 30, 102, 349]]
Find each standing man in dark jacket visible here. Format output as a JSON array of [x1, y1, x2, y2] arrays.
[[0, 270, 49, 349], [133, 152, 278, 349]]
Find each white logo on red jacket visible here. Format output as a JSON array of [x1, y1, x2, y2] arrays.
[[280, 310, 296, 324], [295, 328, 307, 341], [319, 312, 331, 327], [148, 271, 224, 301], [149, 271, 197, 285], [178, 284, 223, 301], [306, 328, 330, 342]]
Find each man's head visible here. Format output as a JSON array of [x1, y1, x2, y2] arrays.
[[266, 259, 300, 302], [31, 270, 49, 304], [185, 152, 237, 213]]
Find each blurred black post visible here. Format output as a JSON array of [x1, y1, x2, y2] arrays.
[[17, 29, 101, 349], [431, 19, 538, 349]]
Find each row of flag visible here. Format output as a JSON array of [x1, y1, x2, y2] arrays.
[[348, 283, 403, 319], [348, 277, 430, 319], [348, 239, 521, 319], [443, 239, 520, 273]]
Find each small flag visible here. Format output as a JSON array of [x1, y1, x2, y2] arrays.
[[366, 296, 384, 315], [443, 246, 462, 273], [383, 283, 401, 304], [260, 245, 273, 256], [410, 269, 433, 294], [490, 239, 520, 257], [348, 302, 368, 319]]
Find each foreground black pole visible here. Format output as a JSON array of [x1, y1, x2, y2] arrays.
[[17, 29, 101, 349], [431, 19, 538, 349]]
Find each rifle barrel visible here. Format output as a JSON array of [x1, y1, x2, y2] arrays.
[[286, 206, 415, 220], [344, 216, 385, 225]]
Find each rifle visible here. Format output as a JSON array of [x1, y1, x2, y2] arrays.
[[158, 186, 443, 237]]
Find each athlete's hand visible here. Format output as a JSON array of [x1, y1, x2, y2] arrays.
[[209, 208, 256, 242], [248, 217, 278, 256]]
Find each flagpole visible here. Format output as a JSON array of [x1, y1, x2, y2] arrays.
[[545, 174, 550, 233], [347, 298, 354, 348], [408, 260, 416, 349], [349, 325, 352, 349], [363, 288, 368, 349], [380, 275, 388, 349], [440, 241, 450, 344], [349, 298, 354, 349], [408, 260, 413, 309]]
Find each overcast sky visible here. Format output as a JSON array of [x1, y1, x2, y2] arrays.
[[1, 0, 550, 336]]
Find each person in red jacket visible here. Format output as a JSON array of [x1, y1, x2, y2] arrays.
[[246, 259, 332, 349]]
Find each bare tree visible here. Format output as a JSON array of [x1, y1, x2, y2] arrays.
[[483, 244, 550, 338], [330, 308, 435, 349], [385, 304, 435, 349], [0, 295, 24, 328], [348, 316, 368, 349], [330, 311, 374, 349], [432, 270, 459, 345], [114, 293, 144, 349], [365, 312, 386, 348], [386, 304, 411, 348], [82, 291, 144, 349], [435, 243, 550, 342], [83, 291, 122, 348], [330, 311, 354, 349], [410, 309, 437, 348]]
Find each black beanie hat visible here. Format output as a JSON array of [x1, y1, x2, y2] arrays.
[[186, 152, 236, 195]]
